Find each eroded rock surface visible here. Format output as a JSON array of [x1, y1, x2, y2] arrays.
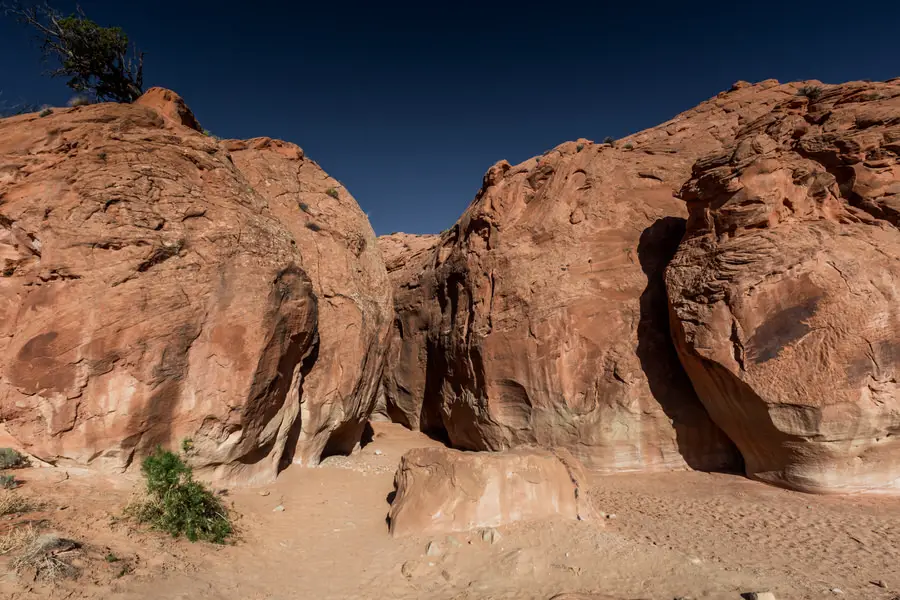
[[384, 80, 809, 471], [666, 79, 900, 492], [377, 233, 440, 430], [388, 446, 593, 537], [226, 138, 392, 465], [0, 90, 390, 483]]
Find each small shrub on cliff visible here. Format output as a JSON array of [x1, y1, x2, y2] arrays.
[[797, 85, 823, 101], [325, 187, 339, 199], [603, 136, 616, 146], [126, 447, 232, 544], [67, 94, 91, 107]]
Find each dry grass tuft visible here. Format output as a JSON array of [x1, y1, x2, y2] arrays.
[[0, 490, 36, 516], [11, 531, 81, 580], [0, 523, 39, 555]]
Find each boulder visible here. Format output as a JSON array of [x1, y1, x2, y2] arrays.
[[225, 137, 392, 464], [666, 80, 900, 492], [133, 87, 202, 132], [388, 446, 593, 537], [377, 232, 441, 430], [0, 90, 390, 483]]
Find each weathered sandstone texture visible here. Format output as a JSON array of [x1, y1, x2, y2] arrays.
[[377, 232, 441, 430], [0, 89, 390, 483], [225, 138, 392, 465], [667, 79, 900, 493], [380, 81, 824, 471], [388, 446, 593, 537]]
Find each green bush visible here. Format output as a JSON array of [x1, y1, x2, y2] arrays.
[[797, 85, 822, 101], [325, 187, 339, 199], [603, 136, 616, 146], [127, 447, 232, 544], [0, 448, 27, 470], [0, 474, 17, 489]]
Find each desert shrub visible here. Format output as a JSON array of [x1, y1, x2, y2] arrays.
[[0, 523, 36, 555], [603, 136, 616, 146], [127, 447, 232, 544], [0, 448, 27, 469], [325, 187, 339, 199], [0, 490, 34, 515], [576, 143, 584, 152], [624, 143, 634, 150], [306, 222, 322, 232], [67, 94, 91, 107], [797, 85, 822, 101], [11, 532, 80, 580], [38, 107, 52, 117], [0, 474, 17, 489], [298, 201, 310, 213]]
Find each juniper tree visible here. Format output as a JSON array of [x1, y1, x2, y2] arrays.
[[2, 2, 144, 102]]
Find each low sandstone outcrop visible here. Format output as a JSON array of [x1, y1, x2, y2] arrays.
[[0, 90, 390, 483], [666, 80, 900, 492], [388, 446, 593, 537]]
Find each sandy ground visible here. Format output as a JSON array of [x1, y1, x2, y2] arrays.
[[1, 423, 898, 600]]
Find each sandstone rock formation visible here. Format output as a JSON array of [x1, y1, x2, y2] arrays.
[[666, 79, 900, 493], [388, 446, 593, 537], [382, 83, 804, 472], [0, 90, 390, 483], [133, 87, 202, 131], [225, 138, 392, 465], [377, 233, 440, 430], [379, 79, 898, 480]]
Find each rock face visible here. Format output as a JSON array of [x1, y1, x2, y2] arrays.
[[225, 138, 392, 464], [416, 143, 741, 472], [388, 446, 593, 537], [0, 90, 390, 483], [133, 87, 202, 131], [666, 79, 900, 493], [377, 233, 441, 430], [388, 80, 796, 472]]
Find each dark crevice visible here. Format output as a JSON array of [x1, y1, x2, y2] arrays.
[[637, 217, 742, 472], [279, 333, 320, 471]]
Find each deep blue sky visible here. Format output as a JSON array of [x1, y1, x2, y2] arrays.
[[2, 2, 899, 234]]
